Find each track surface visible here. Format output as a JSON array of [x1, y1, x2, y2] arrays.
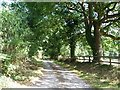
[[31, 60, 91, 88]]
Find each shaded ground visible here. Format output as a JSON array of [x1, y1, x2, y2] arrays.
[[0, 59, 44, 89], [31, 60, 91, 88], [55, 61, 119, 88]]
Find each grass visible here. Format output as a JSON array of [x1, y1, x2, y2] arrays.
[[11, 59, 44, 86], [54, 60, 119, 88], [0, 74, 28, 89], [0, 58, 44, 89]]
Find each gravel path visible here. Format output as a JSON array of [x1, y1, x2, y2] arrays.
[[31, 60, 91, 88]]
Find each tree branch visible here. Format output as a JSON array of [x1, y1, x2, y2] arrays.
[[78, 2, 87, 18], [108, 13, 120, 18], [66, 6, 85, 14], [100, 13, 120, 23], [78, 2, 89, 26], [102, 23, 112, 30], [101, 32, 120, 40], [103, 17, 120, 23], [88, 3, 93, 28], [93, 3, 101, 20], [104, 2, 115, 10], [106, 3, 117, 14]]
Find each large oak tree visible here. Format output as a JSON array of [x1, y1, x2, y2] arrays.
[[65, 2, 120, 62]]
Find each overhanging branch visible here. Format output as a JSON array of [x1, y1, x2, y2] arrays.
[[101, 32, 120, 40], [66, 6, 85, 14], [103, 17, 120, 23], [101, 13, 120, 23], [104, 2, 115, 10], [106, 3, 117, 14]]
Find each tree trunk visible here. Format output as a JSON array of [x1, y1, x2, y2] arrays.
[[50, 51, 55, 59], [69, 35, 76, 62], [85, 21, 102, 63], [84, 3, 103, 63], [92, 22, 102, 63], [70, 41, 75, 58]]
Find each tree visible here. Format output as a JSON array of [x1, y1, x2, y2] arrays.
[[65, 2, 120, 63], [65, 18, 78, 58], [24, 2, 65, 59], [54, 3, 82, 59], [1, 3, 32, 75], [9, 2, 120, 62]]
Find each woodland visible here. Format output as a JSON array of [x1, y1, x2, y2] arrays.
[[0, 1, 120, 88]]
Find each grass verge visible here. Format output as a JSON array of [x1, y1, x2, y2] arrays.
[[54, 60, 119, 88], [0, 58, 44, 89]]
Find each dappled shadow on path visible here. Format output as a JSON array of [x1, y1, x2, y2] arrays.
[[31, 60, 91, 88], [63, 61, 119, 88]]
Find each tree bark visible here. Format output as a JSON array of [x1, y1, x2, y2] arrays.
[[92, 21, 102, 63], [85, 25, 102, 63], [84, 3, 102, 63], [70, 40, 75, 58], [66, 18, 77, 61]]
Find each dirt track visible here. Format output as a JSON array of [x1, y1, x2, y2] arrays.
[[31, 60, 91, 88]]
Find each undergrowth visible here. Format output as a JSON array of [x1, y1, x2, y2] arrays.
[[0, 57, 44, 89], [54, 60, 119, 88]]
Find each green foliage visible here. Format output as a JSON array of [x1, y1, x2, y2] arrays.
[[55, 60, 119, 88], [0, 4, 32, 77], [0, 2, 119, 87], [0, 53, 11, 75]]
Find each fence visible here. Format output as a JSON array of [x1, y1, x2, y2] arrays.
[[64, 56, 120, 65]]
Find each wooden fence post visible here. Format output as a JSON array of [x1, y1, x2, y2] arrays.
[[83, 56, 85, 62], [109, 57, 111, 65], [89, 56, 91, 62], [62, 56, 119, 65]]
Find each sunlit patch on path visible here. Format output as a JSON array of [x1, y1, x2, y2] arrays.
[[31, 60, 91, 88]]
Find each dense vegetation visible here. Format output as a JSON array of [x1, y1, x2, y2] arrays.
[[0, 1, 120, 88]]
